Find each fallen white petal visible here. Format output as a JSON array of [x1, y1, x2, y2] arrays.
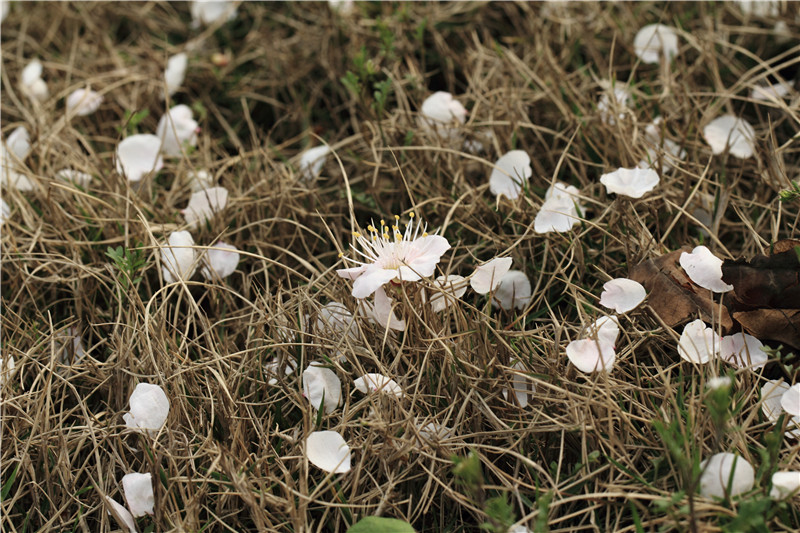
[[600, 167, 660, 199], [122, 472, 154, 517], [566, 338, 616, 373], [720, 332, 768, 369], [502, 360, 535, 408], [587, 315, 621, 345], [200, 241, 239, 280], [160, 230, 196, 283], [633, 24, 679, 64], [20, 59, 48, 102], [489, 150, 532, 200], [641, 119, 686, 173], [677, 319, 720, 364], [182, 186, 228, 228], [415, 421, 454, 444], [750, 82, 792, 102], [534, 182, 583, 234], [599, 278, 646, 313], [354, 373, 403, 398], [157, 104, 198, 157], [316, 302, 358, 340], [429, 274, 468, 312], [597, 85, 631, 125], [470, 257, 513, 294], [123, 383, 170, 437], [303, 364, 342, 413], [306, 430, 351, 473], [264, 358, 297, 386], [366, 286, 405, 331], [298, 145, 330, 183], [770, 471, 800, 499], [66, 88, 103, 117], [191, 0, 237, 27], [420, 91, 467, 126], [186, 169, 215, 192], [164, 53, 188, 98], [703, 115, 756, 159], [699, 452, 754, 499], [679, 246, 733, 293], [116, 134, 164, 182], [105, 496, 137, 533], [492, 269, 532, 310], [781, 384, 800, 417], [761, 379, 790, 422], [56, 169, 92, 187]]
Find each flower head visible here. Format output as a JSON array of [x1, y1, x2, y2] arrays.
[[337, 213, 450, 298]]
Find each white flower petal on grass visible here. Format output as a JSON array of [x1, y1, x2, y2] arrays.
[[161, 230, 196, 283], [598, 85, 631, 125], [720, 332, 768, 369], [489, 150, 533, 200], [761, 380, 789, 422], [116, 135, 164, 182], [588, 315, 621, 345], [640, 119, 686, 172], [156, 104, 199, 157], [1, 1, 9, 23], [420, 91, 467, 126], [678, 319, 720, 364], [470, 257, 513, 294], [703, 115, 756, 159], [354, 373, 403, 398], [123, 383, 170, 437], [186, 169, 215, 192], [66, 88, 103, 117], [415, 421, 454, 444], [366, 286, 406, 331], [302, 364, 342, 414], [600, 167, 660, 199], [1, 126, 33, 191], [566, 338, 616, 373], [699, 453, 755, 499], [164, 53, 188, 98], [6, 126, 30, 160], [200, 241, 239, 280], [429, 274, 468, 312], [735, 0, 780, 17], [0, 356, 16, 387], [633, 24, 679, 64], [20, 59, 48, 102], [316, 302, 358, 341], [56, 169, 92, 187], [770, 472, 800, 499], [298, 145, 330, 183], [781, 384, 800, 417], [105, 497, 137, 533], [122, 473, 154, 517], [679, 246, 733, 293], [599, 278, 646, 313], [264, 358, 297, 386], [534, 182, 583, 234], [306, 430, 351, 473], [492, 270, 532, 310], [182, 186, 228, 228], [707, 376, 732, 390], [502, 360, 535, 408], [750, 82, 792, 102], [191, 0, 237, 27]]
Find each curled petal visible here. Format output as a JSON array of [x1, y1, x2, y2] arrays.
[[200, 242, 239, 280], [703, 115, 756, 159], [492, 270, 532, 310], [66, 88, 103, 117], [306, 430, 351, 473], [599, 278, 646, 313], [489, 150, 532, 200], [353, 373, 403, 398], [182, 186, 228, 228], [677, 319, 720, 364], [679, 246, 733, 293], [123, 383, 170, 437], [470, 257, 513, 294]]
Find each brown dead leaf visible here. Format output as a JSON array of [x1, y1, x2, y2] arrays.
[[733, 309, 800, 349], [630, 248, 733, 330]]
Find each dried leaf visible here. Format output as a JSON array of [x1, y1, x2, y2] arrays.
[[733, 309, 800, 350]]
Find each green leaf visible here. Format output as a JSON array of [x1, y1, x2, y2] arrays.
[[346, 517, 415, 533], [1, 462, 20, 500]]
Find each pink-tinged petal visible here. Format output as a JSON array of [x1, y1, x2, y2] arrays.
[[351, 268, 398, 298], [679, 246, 733, 293], [429, 274, 468, 312], [470, 257, 513, 294], [587, 315, 620, 345], [336, 265, 367, 281], [306, 430, 351, 473], [122, 473, 154, 517], [403, 235, 451, 277], [105, 497, 137, 533], [600, 167, 660, 199], [598, 278, 646, 313], [720, 332, 768, 369], [566, 339, 616, 373], [699, 453, 754, 499]]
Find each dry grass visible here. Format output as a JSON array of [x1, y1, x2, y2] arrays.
[[2, 1, 800, 532]]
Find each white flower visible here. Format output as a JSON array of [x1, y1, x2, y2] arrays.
[[600, 167, 660, 199], [429, 274, 468, 312], [328, 0, 355, 14], [306, 430, 351, 473], [770, 472, 800, 499], [20, 59, 48, 102], [677, 319, 720, 364], [122, 473, 154, 517], [336, 214, 450, 298], [720, 332, 768, 369], [679, 246, 733, 293], [699, 453, 754, 499], [123, 383, 170, 437], [66, 88, 103, 117], [191, 0, 237, 27], [534, 182, 583, 234], [186, 169, 215, 192], [264, 358, 297, 386], [633, 24, 679, 64], [703, 115, 756, 159], [200, 241, 239, 280], [105, 496, 137, 533], [298, 145, 330, 183], [492, 270, 532, 310], [470, 257, 513, 294], [640, 119, 686, 172], [1, 126, 33, 191], [156, 104, 199, 157], [489, 150, 532, 200], [599, 278, 646, 313], [420, 91, 467, 126], [56, 169, 92, 188], [161, 231, 196, 283], [354, 373, 403, 398], [302, 364, 342, 413], [362, 286, 406, 331], [598, 84, 631, 125], [781, 384, 800, 417], [164, 53, 188, 98], [566, 338, 616, 373], [182, 186, 228, 228], [502, 360, 535, 408], [116, 135, 164, 182]]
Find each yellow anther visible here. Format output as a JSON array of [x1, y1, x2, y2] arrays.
[[380, 219, 385, 226], [394, 214, 400, 220], [352, 232, 361, 238], [422, 232, 428, 237], [383, 233, 390, 240], [409, 211, 415, 218], [338, 252, 344, 258]]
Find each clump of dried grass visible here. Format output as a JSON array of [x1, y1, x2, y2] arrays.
[[2, 2, 799, 532]]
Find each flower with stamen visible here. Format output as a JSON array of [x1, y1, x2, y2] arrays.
[[337, 213, 450, 298]]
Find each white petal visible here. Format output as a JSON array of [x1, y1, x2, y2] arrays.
[[415, 421, 454, 444], [316, 302, 358, 340], [20, 59, 48, 102], [534, 183, 583, 234], [200, 241, 239, 280], [401, 234, 451, 279], [186, 169, 215, 192], [677, 319, 720, 364], [7, 126, 31, 160], [182, 186, 228, 228], [429, 274, 468, 312], [720, 333, 768, 369], [641, 120, 686, 172], [770, 471, 800, 499], [502, 360, 535, 408], [599, 278, 646, 313], [122, 473, 154, 517], [597, 85, 631, 125], [306, 430, 351, 473], [56, 169, 92, 187], [116, 135, 164, 182], [600, 167, 660, 199], [703, 115, 756, 159], [156, 104, 198, 157], [761, 380, 789, 422], [367, 286, 405, 331], [351, 267, 398, 298], [492, 270, 532, 310], [105, 497, 137, 533], [470, 257, 513, 294], [781, 384, 800, 417], [699, 453, 754, 499], [679, 246, 733, 293], [191, 0, 237, 27], [264, 358, 297, 386], [123, 383, 170, 437], [353, 373, 403, 398], [489, 150, 532, 200], [566, 338, 616, 373], [420, 91, 467, 125], [66, 88, 103, 117], [298, 145, 330, 183], [0, 199, 9, 226], [160, 230, 196, 283], [164, 53, 188, 97], [302, 364, 342, 413], [750, 82, 792, 102], [633, 24, 679, 64], [588, 315, 621, 345]]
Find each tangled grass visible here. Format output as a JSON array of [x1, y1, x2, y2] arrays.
[[2, 1, 800, 532]]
